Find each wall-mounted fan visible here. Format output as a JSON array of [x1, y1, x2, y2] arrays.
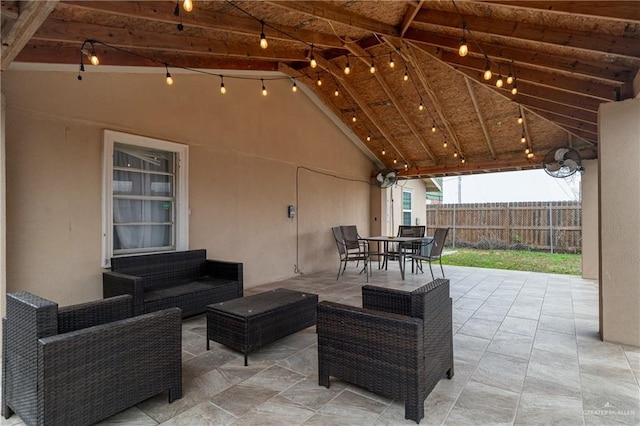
[[375, 170, 398, 188], [542, 147, 584, 178]]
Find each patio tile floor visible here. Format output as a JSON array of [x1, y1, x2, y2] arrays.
[[2, 264, 639, 425]]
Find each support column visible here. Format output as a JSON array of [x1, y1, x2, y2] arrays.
[[599, 96, 640, 346], [581, 159, 599, 280]]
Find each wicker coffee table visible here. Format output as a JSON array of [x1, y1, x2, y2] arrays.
[[206, 288, 318, 365]]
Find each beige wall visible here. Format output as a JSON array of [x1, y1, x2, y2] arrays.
[[581, 159, 599, 280], [599, 96, 640, 346], [386, 180, 428, 236], [2, 69, 374, 305]]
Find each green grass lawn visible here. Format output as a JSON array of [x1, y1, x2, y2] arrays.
[[440, 248, 582, 275]]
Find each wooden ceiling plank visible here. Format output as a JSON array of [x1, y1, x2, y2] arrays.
[[400, 0, 425, 37], [267, 1, 399, 37], [1, 0, 58, 70], [32, 18, 309, 63], [515, 94, 598, 125], [413, 8, 640, 59], [402, 157, 544, 177], [1, 2, 19, 20], [399, 40, 466, 158], [313, 53, 410, 165], [58, 1, 344, 49], [482, 1, 640, 23], [524, 108, 598, 135], [464, 77, 497, 159], [345, 40, 436, 162], [404, 28, 635, 84], [436, 50, 619, 102]]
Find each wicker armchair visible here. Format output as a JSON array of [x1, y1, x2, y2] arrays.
[[317, 278, 453, 423], [2, 292, 182, 426]]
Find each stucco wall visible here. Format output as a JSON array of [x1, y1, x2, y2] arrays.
[[581, 159, 598, 280], [387, 180, 428, 235], [2, 69, 374, 305], [599, 96, 640, 346]]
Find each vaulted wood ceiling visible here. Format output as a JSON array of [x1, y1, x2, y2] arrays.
[[2, 1, 639, 178]]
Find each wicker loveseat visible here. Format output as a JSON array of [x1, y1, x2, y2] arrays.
[[317, 278, 454, 424], [2, 292, 182, 426], [103, 249, 243, 317]]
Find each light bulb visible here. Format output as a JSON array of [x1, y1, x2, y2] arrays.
[[461, 158, 466, 164], [352, 114, 357, 123], [517, 115, 523, 124], [525, 148, 530, 154], [261, 79, 267, 96], [292, 81, 297, 93], [370, 59, 376, 74], [90, 51, 99, 66], [453, 152, 458, 158], [182, 0, 193, 12], [511, 86, 518, 95], [220, 82, 226, 94], [344, 63, 350, 75], [260, 33, 268, 49], [393, 158, 397, 164], [382, 148, 386, 155], [310, 55, 317, 69], [521, 134, 526, 143], [317, 76, 322, 86], [404, 69, 409, 81], [483, 62, 492, 80], [419, 101, 424, 111], [404, 163, 408, 169], [458, 38, 468, 57], [528, 152, 534, 158], [431, 123, 436, 133], [507, 73, 514, 85], [166, 73, 173, 86], [334, 87, 339, 97], [389, 55, 395, 69], [367, 133, 371, 141], [496, 75, 504, 88], [443, 141, 448, 148]]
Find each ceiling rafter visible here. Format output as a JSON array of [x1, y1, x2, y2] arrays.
[[399, 0, 425, 37], [483, 1, 640, 23], [413, 8, 640, 60], [312, 53, 409, 165], [345, 40, 436, 163], [32, 18, 309, 63], [57, 1, 344, 49], [1, 0, 58, 71], [464, 77, 496, 160]]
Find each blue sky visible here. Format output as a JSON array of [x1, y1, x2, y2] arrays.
[[442, 169, 581, 203]]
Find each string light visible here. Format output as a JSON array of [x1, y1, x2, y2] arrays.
[[496, 67, 504, 88], [459, 23, 468, 57], [419, 99, 424, 111], [165, 64, 173, 85], [182, 0, 193, 12], [431, 123, 436, 133], [393, 157, 398, 164], [334, 86, 339, 97], [404, 67, 409, 81], [483, 60, 492, 80], [382, 147, 386, 155], [507, 71, 514, 85], [517, 112, 523, 124], [352, 112, 357, 122], [259, 21, 268, 49], [344, 55, 351, 75], [220, 76, 226, 94], [525, 148, 530, 154], [404, 162, 408, 169], [310, 44, 317, 69], [370, 57, 376, 74], [291, 79, 297, 93], [366, 132, 371, 141], [453, 151, 458, 158], [511, 81, 518, 95], [389, 52, 395, 69], [90, 45, 99, 66], [461, 157, 466, 164], [520, 131, 526, 143], [316, 73, 322, 86], [527, 152, 535, 159], [443, 141, 448, 148], [261, 78, 267, 96]]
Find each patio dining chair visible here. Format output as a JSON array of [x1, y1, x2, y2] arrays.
[[383, 225, 426, 269], [406, 227, 449, 280], [331, 226, 371, 282]]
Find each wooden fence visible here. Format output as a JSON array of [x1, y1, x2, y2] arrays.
[[425, 201, 582, 253]]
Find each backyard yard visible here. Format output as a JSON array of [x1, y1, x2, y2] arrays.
[[441, 248, 582, 275]]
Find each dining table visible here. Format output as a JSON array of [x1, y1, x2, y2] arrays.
[[358, 236, 425, 280]]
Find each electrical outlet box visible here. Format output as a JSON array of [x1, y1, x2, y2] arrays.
[[288, 205, 296, 218]]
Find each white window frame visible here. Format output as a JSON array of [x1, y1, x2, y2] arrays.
[[402, 189, 412, 226], [102, 130, 189, 267]]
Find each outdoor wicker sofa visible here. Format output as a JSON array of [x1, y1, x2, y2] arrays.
[[2, 292, 182, 426], [317, 278, 453, 423], [103, 249, 243, 317]]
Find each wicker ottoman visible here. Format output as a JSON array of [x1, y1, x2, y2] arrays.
[[206, 288, 318, 365]]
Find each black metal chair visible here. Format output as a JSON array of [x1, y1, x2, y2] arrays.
[[406, 227, 449, 280], [383, 225, 426, 269], [317, 279, 454, 423], [2, 292, 182, 426], [331, 226, 370, 282]]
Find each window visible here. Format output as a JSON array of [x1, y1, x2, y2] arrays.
[[102, 130, 188, 267], [402, 190, 412, 226]]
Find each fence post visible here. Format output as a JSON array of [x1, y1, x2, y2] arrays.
[[452, 203, 457, 248], [548, 202, 554, 254]]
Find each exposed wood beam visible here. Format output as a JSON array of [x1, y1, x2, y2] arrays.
[[268, 1, 399, 37], [32, 18, 309, 63], [1, 0, 58, 71], [345, 40, 436, 162], [1, 2, 19, 20], [482, 1, 640, 23], [312, 53, 410, 165], [16, 42, 281, 72], [525, 108, 598, 136], [400, 156, 543, 178], [397, 40, 466, 159], [403, 28, 635, 84], [58, 1, 344, 49], [433, 49, 619, 102], [413, 8, 640, 59], [464, 77, 496, 159], [400, 0, 425, 37], [513, 94, 598, 125]]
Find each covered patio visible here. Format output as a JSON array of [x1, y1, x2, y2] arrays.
[[89, 264, 637, 425]]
